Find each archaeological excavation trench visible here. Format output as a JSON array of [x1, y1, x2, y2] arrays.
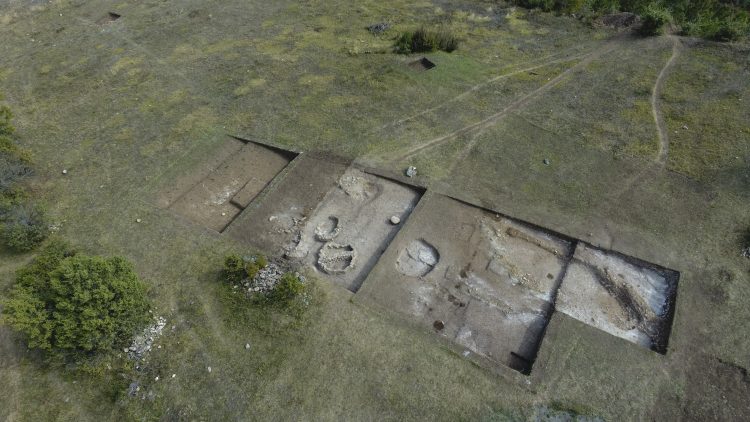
[[159, 137, 680, 377]]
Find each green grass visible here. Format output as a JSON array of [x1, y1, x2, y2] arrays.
[[661, 43, 749, 184], [0, 0, 749, 420]]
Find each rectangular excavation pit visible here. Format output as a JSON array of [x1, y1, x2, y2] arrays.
[[98, 12, 121, 24], [555, 243, 679, 354], [358, 194, 574, 374], [287, 168, 423, 292], [358, 193, 680, 375], [224, 159, 423, 293], [160, 137, 296, 232], [409, 57, 436, 71]]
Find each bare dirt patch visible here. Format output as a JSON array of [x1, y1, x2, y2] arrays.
[[226, 161, 421, 292], [287, 168, 422, 292], [358, 194, 573, 374], [161, 138, 293, 231], [224, 154, 350, 254], [556, 244, 678, 353], [358, 193, 680, 374]]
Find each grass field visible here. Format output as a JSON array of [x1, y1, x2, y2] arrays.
[[1, 0, 749, 420]]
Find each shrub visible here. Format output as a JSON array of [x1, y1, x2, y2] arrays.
[[0, 104, 13, 136], [639, 3, 674, 35], [1, 241, 151, 361], [0, 203, 49, 252], [0, 154, 32, 195], [703, 12, 750, 40], [741, 227, 750, 257], [222, 253, 268, 283], [514, 0, 556, 11], [267, 272, 306, 304], [223, 254, 246, 283], [394, 27, 458, 54]]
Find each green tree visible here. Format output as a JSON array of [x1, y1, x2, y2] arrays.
[[1, 241, 151, 361], [639, 2, 674, 35], [0, 203, 49, 252]]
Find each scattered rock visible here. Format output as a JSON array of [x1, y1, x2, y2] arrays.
[[405, 166, 417, 177], [245, 343, 251, 350], [390, 215, 401, 225], [433, 320, 445, 331], [339, 174, 377, 200], [62, 169, 67, 175], [367, 22, 390, 34], [126, 316, 166, 361], [240, 261, 287, 294], [742, 247, 750, 258], [314, 216, 341, 241], [543, 158, 550, 165], [136, 218, 142, 223], [318, 242, 356, 274], [127, 382, 139, 397], [682, 125, 689, 130], [207, 366, 212, 373], [171, 374, 176, 378]]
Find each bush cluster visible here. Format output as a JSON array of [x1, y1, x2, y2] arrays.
[[639, 3, 674, 35], [0, 204, 50, 252], [267, 272, 306, 304], [1, 241, 151, 362], [512, 0, 750, 40], [222, 253, 306, 306], [394, 27, 458, 54], [222, 253, 268, 283], [0, 101, 49, 252]]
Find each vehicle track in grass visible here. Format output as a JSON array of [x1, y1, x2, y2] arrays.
[[366, 49, 592, 135], [396, 34, 626, 161], [651, 35, 682, 165]]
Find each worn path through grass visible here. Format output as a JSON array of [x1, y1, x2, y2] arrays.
[[395, 33, 628, 161], [652, 35, 683, 165]]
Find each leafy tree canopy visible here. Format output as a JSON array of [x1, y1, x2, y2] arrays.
[[1, 241, 151, 362]]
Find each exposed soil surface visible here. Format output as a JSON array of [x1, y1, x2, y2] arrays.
[[556, 243, 678, 352], [163, 139, 292, 231], [223, 154, 351, 254], [288, 168, 422, 292], [358, 194, 574, 373], [358, 193, 678, 374]]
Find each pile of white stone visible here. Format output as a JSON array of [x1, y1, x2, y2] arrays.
[[244, 262, 286, 293], [125, 316, 166, 360]]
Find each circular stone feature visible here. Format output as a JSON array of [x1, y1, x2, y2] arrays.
[[318, 242, 356, 274], [397, 239, 440, 277], [314, 216, 341, 241]]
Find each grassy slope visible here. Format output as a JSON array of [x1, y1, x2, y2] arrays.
[[0, 0, 748, 420]]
